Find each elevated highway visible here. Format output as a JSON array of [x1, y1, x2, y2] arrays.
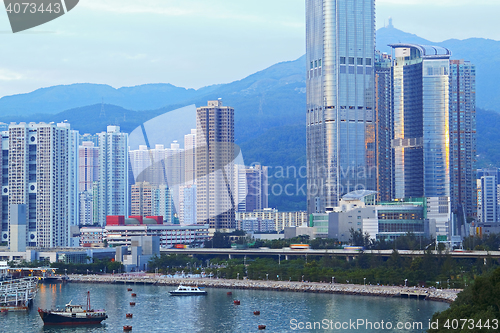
[[160, 248, 500, 260]]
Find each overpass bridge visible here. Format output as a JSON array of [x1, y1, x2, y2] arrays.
[[160, 248, 500, 260]]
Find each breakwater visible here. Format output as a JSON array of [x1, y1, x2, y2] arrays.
[[67, 274, 460, 303]]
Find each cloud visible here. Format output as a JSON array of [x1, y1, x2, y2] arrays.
[[0, 69, 24, 81], [79, 0, 303, 29]]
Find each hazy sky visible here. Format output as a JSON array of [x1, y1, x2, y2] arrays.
[[0, 0, 498, 98]]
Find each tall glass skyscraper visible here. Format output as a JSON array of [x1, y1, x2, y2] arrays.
[[390, 44, 451, 199], [306, 0, 376, 213]]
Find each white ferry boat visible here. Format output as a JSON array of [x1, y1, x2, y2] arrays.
[[169, 285, 207, 296]]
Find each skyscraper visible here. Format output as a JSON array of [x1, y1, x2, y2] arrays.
[[306, 0, 376, 213], [196, 100, 235, 229], [390, 44, 451, 199], [97, 125, 129, 225], [449, 59, 477, 219], [375, 51, 393, 203]]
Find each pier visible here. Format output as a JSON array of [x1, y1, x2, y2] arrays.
[[0, 277, 39, 311], [67, 274, 460, 303]]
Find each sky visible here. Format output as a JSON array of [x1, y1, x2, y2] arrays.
[[0, 0, 499, 98]]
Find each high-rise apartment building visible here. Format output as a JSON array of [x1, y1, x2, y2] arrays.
[[131, 181, 154, 217], [234, 164, 269, 212], [78, 141, 99, 225], [449, 59, 477, 219], [476, 169, 500, 223], [184, 129, 197, 185], [479, 176, 497, 223], [2, 122, 78, 248], [306, 0, 376, 213], [390, 44, 451, 199], [196, 100, 235, 229], [97, 126, 129, 225]]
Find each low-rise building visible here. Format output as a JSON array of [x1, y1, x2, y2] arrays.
[[235, 209, 308, 232], [104, 216, 209, 248]]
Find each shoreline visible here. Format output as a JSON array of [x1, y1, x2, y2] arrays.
[[65, 274, 460, 304]]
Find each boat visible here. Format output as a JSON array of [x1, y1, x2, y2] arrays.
[[169, 285, 207, 296], [38, 291, 107, 325]]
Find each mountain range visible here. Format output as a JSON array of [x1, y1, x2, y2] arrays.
[[1, 25, 499, 211]]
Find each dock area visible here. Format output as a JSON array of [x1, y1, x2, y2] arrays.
[[0, 277, 39, 312], [67, 274, 460, 303]]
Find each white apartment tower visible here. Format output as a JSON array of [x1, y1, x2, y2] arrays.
[[4, 122, 78, 248], [78, 141, 99, 225], [97, 126, 129, 225]]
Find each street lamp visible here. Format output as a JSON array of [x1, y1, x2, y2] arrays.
[[302, 275, 304, 282], [404, 279, 408, 287], [364, 278, 366, 286], [266, 274, 268, 281], [332, 277, 334, 284], [237, 273, 239, 280], [86, 269, 89, 276]]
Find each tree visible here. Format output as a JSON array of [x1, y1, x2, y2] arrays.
[[204, 232, 231, 248], [429, 267, 500, 333], [349, 228, 370, 247]]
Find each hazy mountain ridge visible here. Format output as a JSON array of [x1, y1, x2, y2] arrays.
[[377, 26, 500, 110], [1, 29, 500, 210]]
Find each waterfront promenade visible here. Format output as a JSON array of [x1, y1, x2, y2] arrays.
[[67, 274, 460, 303]]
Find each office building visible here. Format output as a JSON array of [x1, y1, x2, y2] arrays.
[[375, 51, 393, 202], [97, 126, 129, 225], [104, 215, 209, 248], [306, 0, 376, 214], [235, 209, 308, 232], [390, 44, 451, 199], [449, 59, 477, 219], [196, 100, 235, 229]]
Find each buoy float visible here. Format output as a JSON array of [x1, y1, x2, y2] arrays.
[[131, 293, 137, 297], [127, 288, 132, 291], [126, 313, 133, 318], [253, 311, 260, 315], [123, 325, 132, 331], [1, 309, 8, 313], [233, 300, 240, 305], [258, 325, 266, 330], [129, 302, 135, 306], [227, 292, 232, 295]]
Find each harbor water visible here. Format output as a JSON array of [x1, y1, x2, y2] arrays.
[[2, 282, 449, 332]]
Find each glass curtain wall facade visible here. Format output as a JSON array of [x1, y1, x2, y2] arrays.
[[390, 44, 451, 199], [449, 60, 477, 219], [306, 0, 376, 214], [375, 51, 393, 202]]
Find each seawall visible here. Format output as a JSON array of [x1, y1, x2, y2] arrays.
[[66, 274, 460, 303]]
